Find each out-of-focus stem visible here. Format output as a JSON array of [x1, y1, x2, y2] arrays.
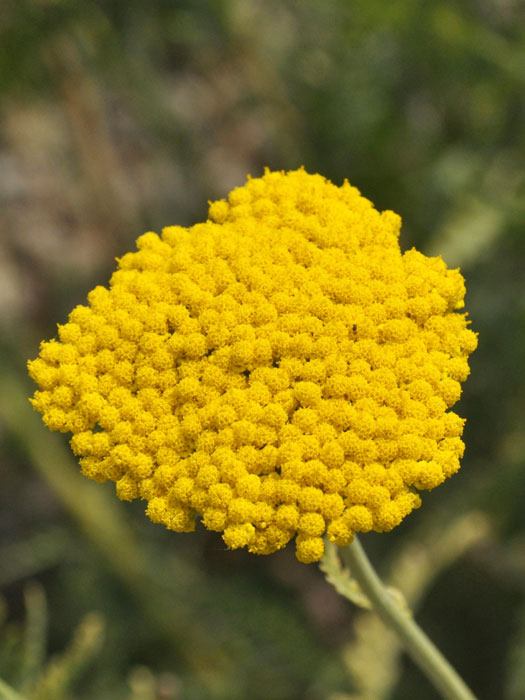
[[0, 677, 28, 700]]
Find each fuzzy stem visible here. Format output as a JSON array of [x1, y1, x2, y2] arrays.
[[338, 537, 476, 700]]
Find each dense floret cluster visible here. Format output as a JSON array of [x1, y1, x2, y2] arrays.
[[28, 169, 477, 563]]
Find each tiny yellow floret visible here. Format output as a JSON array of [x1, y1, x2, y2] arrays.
[[28, 168, 477, 563]]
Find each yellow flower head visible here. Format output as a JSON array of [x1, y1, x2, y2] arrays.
[[28, 169, 477, 563]]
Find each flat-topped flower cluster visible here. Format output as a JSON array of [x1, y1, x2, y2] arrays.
[[28, 169, 477, 563]]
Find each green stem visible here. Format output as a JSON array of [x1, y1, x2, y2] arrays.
[[0, 677, 28, 700], [340, 537, 477, 700]]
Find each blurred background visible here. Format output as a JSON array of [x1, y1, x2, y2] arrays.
[[1, 1, 524, 698]]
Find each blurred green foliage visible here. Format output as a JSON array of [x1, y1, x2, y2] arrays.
[[0, 0, 524, 698]]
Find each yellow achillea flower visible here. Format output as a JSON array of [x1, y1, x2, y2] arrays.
[[28, 169, 477, 563]]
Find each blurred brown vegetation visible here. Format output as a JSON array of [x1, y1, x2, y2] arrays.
[[0, 1, 524, 698]]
